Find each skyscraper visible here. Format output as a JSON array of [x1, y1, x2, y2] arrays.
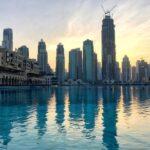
[[148, 64, 150, 82], [2, 28, 13, 51], [93, 52, 98, 82], [37, 39, 48, 74], [69, 48, 82, 80], [97, 62, 102, 81], [83, 39, 94, 82], [131, 66, 136, 82], [102, 14, 116, 82], [115, 62, 121, 82], [136, 60, 149, 83], [122, 55, 131, 82], [46, 64, 53, 75], [17, 45, 29, 59], [56, 43, 65, 84]]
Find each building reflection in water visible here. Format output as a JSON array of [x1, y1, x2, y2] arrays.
[[55, 87, 66, 133], [0, 86, 149, 149], [69, 86, 83, 122], [35, 87, 54, 139], [0, 87, 53, 147], [0, 88, 34, 148], [135, 86, 150, 101], [132, 86, 150, 109], [83, 87, 99, 139], [102, 86, 121, 150], [0, 105, 12, 148], [122, 86, 132, 116]]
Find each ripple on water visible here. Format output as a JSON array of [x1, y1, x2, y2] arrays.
[[0, 86, 149, 149]]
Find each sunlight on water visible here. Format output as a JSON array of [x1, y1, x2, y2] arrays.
[[0, 86, 150, 150]]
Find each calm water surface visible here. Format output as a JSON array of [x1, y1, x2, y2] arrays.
[[0, 86, 150, 150]]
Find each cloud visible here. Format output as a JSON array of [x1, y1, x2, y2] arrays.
[[0, 0, 149, 69]]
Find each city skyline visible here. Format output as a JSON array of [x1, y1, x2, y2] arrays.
[[0, 0, 149, 70]]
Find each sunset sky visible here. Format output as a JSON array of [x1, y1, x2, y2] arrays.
[[0, 0, 149, 70]]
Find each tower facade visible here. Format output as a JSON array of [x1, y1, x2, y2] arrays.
[[97, 62, 102, 81], [102, 15, 116, 82], [69, 48, 82, 80], [93, 52, 98, 82], [115, 62, 121, 82], [83, 39, 94, 82], [122, 55, 131, 82], [2, 28, 13, 51], [131, 66, 136, 82], [18, 45, 29, 59], [37, 39, 48, 74], [56, 43, 65, 84], [136, 60, 149, 82]]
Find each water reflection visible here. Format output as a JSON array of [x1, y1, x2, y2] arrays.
[[55, 87, 66, 132], [83, 87, 99, 139], [36, 88, 54, 139], [69, 86, 83, 121], [0, 107, 12, 148], [102, 86, 120, 150], [0, 87, 54, 148], [68, 86, 99, 139], [0, 86, 149, 149], [122, 86, 132, 116], [133, 86, 150, 102]]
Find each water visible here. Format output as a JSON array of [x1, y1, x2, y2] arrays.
[[0, 86, 150, 150]]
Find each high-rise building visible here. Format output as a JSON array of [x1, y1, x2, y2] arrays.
[[2, 28, 13, 51], [122, 55, 131, 82], [97, 62, 102, 81], [148, 64, 150, 82], [93, 52, 98, 82], [136, 60, 149, 82], [83, 39, 94, 82], [46, 64, 53, 75], [69, 48, 82, 80], [136, 60, 140, 81], [76, 49, 82, 80], [56, 43, 65, 84], [115, 61, 121, 82], [131, 66, 136, 82], [102, 14, 116, 82], [17, 45, 29, 59], [37, 39, 48, 74]]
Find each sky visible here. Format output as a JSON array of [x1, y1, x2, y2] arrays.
[[0, 0, 150, 70]]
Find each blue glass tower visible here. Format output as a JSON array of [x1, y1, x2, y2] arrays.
[[83, 39, 94, 82]]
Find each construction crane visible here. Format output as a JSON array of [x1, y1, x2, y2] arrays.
[[100, 0, 117, 16]]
